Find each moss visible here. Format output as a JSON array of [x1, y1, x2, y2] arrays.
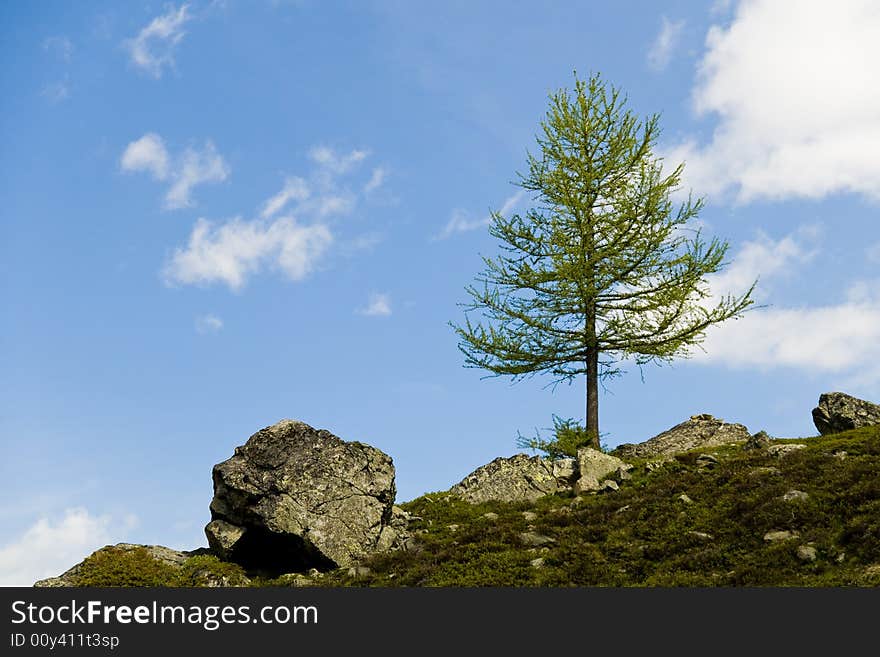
[[74, 547, 179, 587], [174, 555, 249, 587]]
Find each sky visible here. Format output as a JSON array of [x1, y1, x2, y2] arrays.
[[2, 0, 879, 586]]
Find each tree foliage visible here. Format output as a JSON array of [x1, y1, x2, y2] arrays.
[[453, 72, 754, 447]]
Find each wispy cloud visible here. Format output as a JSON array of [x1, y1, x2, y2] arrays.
[[647, 16, 685, 71], [665, 0, 880, 203], [435, 190, 524, 240], [41, 79, 71, 103], [0, 508, 134, 586], [43, 36, 73, 61], [692, 226, 880, 386], [363, 167, 386, 194], [195, 314, 224, 333], [163, 217, 332, 291], [120, 134, 229, 209], [358, 292, 392, 316], [124, 4, 192, 78], [164, 145, 382, 291]]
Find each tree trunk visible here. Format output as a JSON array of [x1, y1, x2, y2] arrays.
[[585, 348, 600, 450]]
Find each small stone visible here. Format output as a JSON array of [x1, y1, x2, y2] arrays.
[[530, 557, 546, 568], [481, 512, 499, 521], [696, 453, 718, 468], [522, 511, 538, 521], [782, 490, 809, 503], [599, 479, 619, 492], [616, 505, 631, 514], [617, 466, 633, 481], [763, 530, 799, 542], [833, 451, 848, 460], [796, 545, 817, 562], [519, 532, 556, 547], [743, 430, 772, 450], [689, 531, 714, 541], [768, 444, 807, 458], [446, 524, 459, 532], [347, 566, 371, 578], [678, 494, 694, 504]]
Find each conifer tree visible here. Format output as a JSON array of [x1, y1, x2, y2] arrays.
[[453, 73, 754, 450]]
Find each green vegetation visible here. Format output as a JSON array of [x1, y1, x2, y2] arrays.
[[452, 72, 753, 448], [331, 426, 880, 587], [69, 427, 880, 587], [517, 415, 596, 458]]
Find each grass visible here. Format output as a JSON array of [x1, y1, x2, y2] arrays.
[[70, 426, 880, 587]]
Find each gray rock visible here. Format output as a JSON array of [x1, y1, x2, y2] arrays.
[[797, 545, 817, 562], [812, 392, 880, 435], [599, 479, 619, 493], [206, 419, 404, 572], [689, 531, 713, 541], [763, 530, 799, 542], [768, 444, 807, 458], [552, 457, 578, 481], [522, 511, 538, 522], [744, 430, 772, 450], [519, 532, 556, 547], [530, 557, 546, 568], [678, 494, 694, 504], [617, 465, 633, 481], [696, 453, 718, 469], [450, 453, 569, 504], [205, 519, 246, 560], [782, 490, 810, 503], [574, 448, 628, 494], [613, 414, 750, 459], [34, 544, 195, 587], [481, 512, 499, 521]]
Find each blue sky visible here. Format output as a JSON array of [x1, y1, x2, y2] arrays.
[[2, 0, 879, 585]]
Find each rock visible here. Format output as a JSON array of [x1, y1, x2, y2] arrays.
[[678, 494, 694, 504], [749, 466, 781, 476], [599, 479, 619, 493], [833, 450, 848, 460], [689, 531, 714, 541], [768, 444, 807, 458], [782, 490, 809, 503], [797, 545, 817, 562], [446, 524, 459, 532], [744, 430, 772, 450], [812, 392, 880, 435], [34, 544, 194, 587], [206, 419, 403, 573], [763, 530, 799, 542], [574, 448, 628, 494], [519, 532, 555, 547], [615, 505, 631, 514], [482, 512, 499, 521], [522, 511, 538, 522], [646, 459, 669, 471], [552, 457, 578, 481], [613, 414, 750, 459], [617, 465, 633, 481], [696, 453, 718, 469], [450, 453, 569, 504], [530, 557, 546, 568], [347, 566, 372, 578]]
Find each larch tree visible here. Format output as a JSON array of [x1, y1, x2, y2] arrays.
[[452, 73, 754, 450]]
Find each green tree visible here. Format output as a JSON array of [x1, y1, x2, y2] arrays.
[[452, 73, 754, 450]]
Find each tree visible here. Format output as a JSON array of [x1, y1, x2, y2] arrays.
[[452, 73, 754, 450]]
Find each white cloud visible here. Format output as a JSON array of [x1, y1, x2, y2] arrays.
[[358, 292, 392, 316], [309, 146, 368, 174], [120, 133, 170, 180], [120, 135, 229, 209], [125, 4, 192, 78], [692, 229, 880, 384], [163, 216, 332, 291], [666, 0, 880, 203], [647, 16, 685, 71], [164, 141, 230, 209], [364, 167, 386, 194], [43, 36, 73, 61], [706, 225, 819, 302], [436, 190, 524, 239], [0, 508, 130, 587], [195, 313, 223, 333], [260, 176, 310, 219]]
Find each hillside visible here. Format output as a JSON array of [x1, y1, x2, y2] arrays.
[[61, 425, 880, 587]]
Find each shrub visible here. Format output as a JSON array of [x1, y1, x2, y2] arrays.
[[517, 415, 596, 458], [74, 547, 179, 587]]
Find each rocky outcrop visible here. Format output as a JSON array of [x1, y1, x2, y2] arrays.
[[449, 453, 577, 503], [206, 419, 405, 572], [34, 544, 194, 587], [613, 414, 750, 459], [812, 392, 880, 435], [573, 448, 628, 494]]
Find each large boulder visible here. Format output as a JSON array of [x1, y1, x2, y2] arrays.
[[449, 453, 576, 504], [812, 392, 880, 435], [613, 414, 750, 459], [206, 419, 404, 572], [574, 448, 628, 494]]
